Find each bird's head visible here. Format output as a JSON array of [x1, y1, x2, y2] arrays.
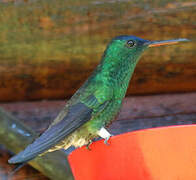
[[101, 35, 189, 67]]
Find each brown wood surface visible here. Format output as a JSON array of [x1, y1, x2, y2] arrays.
[[1, 92, 196, 134], [0, 146, 49, 180], [0, 0, 195, 101]]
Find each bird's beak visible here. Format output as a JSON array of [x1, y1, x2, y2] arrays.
[[144, 38, 189, 47]]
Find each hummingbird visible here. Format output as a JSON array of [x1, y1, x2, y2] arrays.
[[8, 35, 188, 164]]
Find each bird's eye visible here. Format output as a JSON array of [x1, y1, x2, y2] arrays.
[[126, 40, 135, 48]]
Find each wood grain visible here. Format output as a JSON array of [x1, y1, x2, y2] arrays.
[[0, 0, 195, 101]]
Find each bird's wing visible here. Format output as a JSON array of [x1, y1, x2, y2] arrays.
[[8, 95, 109, 164]]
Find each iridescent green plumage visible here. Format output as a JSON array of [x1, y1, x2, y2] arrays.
[[8, 35, 188, 164]]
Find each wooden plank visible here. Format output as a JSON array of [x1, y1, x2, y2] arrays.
[[0, 0, 195, 101], [1, 93, 196, 134]]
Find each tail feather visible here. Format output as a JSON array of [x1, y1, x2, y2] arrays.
[[8, 150, 35, 164]]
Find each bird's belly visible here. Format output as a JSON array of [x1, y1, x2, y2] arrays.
[[46, 127, 96, 153]]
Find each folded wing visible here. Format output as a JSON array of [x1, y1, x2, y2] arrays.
[[8, 101, 93, 164]]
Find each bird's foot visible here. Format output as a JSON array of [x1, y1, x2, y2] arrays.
[[86, 140, 93, 151], [97, 127, 112, 146], [104, 136, 111, 146]]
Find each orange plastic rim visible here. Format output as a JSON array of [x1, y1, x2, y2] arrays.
[[68, 125, 196, 180]]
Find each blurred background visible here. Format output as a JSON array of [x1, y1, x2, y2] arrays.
[[0, 0, 195, 179]]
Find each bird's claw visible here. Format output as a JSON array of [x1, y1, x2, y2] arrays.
[[86, 140, 93, 151], [104, 136, 111, 146], [97, 127, 112, 146]]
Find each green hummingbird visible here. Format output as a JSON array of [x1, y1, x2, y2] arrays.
[[8, 35, 188, 164]]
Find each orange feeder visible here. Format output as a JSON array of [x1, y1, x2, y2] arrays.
[[68, 125, 196, 180]]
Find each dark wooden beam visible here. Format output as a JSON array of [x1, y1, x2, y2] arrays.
[[1, 93, 196, 133]]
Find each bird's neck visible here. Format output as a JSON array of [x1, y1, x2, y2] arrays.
[[95, 55, 139, 99]]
